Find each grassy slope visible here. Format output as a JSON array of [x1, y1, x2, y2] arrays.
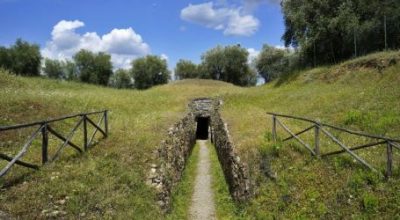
[[0, 51, 399, 218], [0, 72, 235, 219], [221, 51, 400, 218]]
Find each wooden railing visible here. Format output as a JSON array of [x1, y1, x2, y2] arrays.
[[268, 112, 400, 178], [0, 110, 109, 178]]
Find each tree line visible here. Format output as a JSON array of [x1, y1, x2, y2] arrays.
[[0, 39, 170, 89], [175, 44, 299, 84], [2, 0, 400, 90], [253, 0, 400, 82], [0, 39, 259, 88], [176, 0, 400, 83], [281, 0, 400, 66], [175, 0, 400, 84], [175, 45, 257, 86]]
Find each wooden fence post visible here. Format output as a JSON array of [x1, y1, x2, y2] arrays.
[[314, 124, 320, 157], [386, 141, 393, 178], [41, 123, 48, 164], [272, 115, 277, 142], [83, 115, 88, 151], [104, 110, 109, 137]]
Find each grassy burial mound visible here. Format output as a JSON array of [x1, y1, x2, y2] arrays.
[[0, 73, 235, 218], [0, 51, 400, 219], [221, 51, 400, 219]]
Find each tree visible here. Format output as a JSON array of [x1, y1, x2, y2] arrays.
[[42, 58, 78, 81], [43, 58, 64, 79], [74, 50, 93, 83], [196, 63, 211, 79], [94, 52, 113, 86], [4, 39, 42, 76], [64, 60, 78, 81], [200, 45, 256, 86], [0, 46, 11, 70], [223, 45, 256, 86], [281, 0, 400, 66], [109, 69, 132, 89], [73, 50, 113, 86], [201, 46, 225, 80], [131, 55, 170, 90], [256, 45, 288, 82], [175, 59, 199, 80]]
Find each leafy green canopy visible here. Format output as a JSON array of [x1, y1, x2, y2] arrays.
[[175, 59, 199, 80], [200, 45, 257, 86], [0, 39, 41, 76], [131, 55, 170, 90], [43, 58, 79, 81], [73, 49, 113, 86], [256, 45, 300, 82], [109, 69, 132, 89], [282, 0, 400, 65], [43, 59, 64, 79]]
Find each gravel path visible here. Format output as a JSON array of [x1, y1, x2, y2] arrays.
[[189, 140, 216, 220]]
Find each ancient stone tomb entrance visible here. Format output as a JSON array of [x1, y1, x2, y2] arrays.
[[196, 117, 209, 140], [149, 98, 252, 211]]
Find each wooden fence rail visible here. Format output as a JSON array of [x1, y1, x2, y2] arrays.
[[0, 110, 109, 178], [267, 112, 400, 178]]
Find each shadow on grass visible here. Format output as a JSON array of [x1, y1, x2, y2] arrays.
[[0, 171, 34, 190], [0, 140, 102, 190], [273, 71, 303, 87]]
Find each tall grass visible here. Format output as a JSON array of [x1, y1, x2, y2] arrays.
[[221, 51, 400, 218], [0, 73, 236, 219], [0, 51, 400, 218]]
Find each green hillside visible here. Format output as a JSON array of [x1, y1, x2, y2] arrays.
[[1, 51, 400, 219], [222, 51, 400, 219]]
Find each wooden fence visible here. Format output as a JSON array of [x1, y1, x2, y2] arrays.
[[0, 110, 108, 178], [268, 112, 400, 178]]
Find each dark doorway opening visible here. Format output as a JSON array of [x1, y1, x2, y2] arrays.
[[196, 117, 210, 140]]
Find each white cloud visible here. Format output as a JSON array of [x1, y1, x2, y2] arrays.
[[42, 20, 151, 69], [49, 20, 83, 51], [274, 45, 286, 50], [160, 54, 169, 61], [247, 48, 260, 63], [102, 28, 149, 55], [274, 45, 295, 52], [181, 3, 227, 30], [224, 12, 259, 36], [180, 2, 259, 36]]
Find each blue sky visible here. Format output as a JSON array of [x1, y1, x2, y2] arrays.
[[0, 0, 284, 70]]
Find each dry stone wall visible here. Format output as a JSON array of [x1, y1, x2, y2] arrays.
[[209, 110, 252, 202], [148, 98, 252, 212], [148, 113, 197, 211]]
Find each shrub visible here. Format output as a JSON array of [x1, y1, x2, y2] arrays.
[[109, 69, 132, 89], [43, 58, 64, 79], [73, 50, 113, 86], [0, 39, 41, 76], [362, 192, 379, 213], [200, 45, 257, 86], [175, 59, 199, 80], [131, 55, 170, 90]]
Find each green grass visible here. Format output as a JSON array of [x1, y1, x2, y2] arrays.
[[0, 72, 235, 219], [220, 51, 400, 218], [209, 141, 245, 220], [1, 50, 400, 218], [166, 142, 200, 220]]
